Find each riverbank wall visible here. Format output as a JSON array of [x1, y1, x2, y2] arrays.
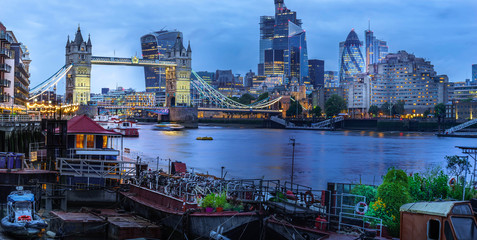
[[198, 117, 470, 132]]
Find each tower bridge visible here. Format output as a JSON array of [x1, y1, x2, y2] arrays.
[[28, 26, 284, 117]]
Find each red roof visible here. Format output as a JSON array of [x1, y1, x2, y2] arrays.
[[68, 115, 121, 135]]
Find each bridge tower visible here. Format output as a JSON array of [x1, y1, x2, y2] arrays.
[[165, 34, 191, 107], [65, 26, 92, 104]]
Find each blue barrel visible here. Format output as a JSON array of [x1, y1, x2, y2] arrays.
[[0, 154, 5, 169], [6, 154, 14, 169], [14, 154, 23, 169]]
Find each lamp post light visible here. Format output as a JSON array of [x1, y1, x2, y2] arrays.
[[289, 137, 296, 190]]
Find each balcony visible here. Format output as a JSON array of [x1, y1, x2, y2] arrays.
[[0, 48, 12, 58], [0, 79, 11, 88], [0, 32, 13, 43], [0, 63, 11, 73], [14, 72, 29, 85], [16, 63, 29, 76], [14, 82, 29, 93], [0, 94, 11, 103]]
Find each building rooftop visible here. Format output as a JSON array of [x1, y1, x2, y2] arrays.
[[68, 115, 120, 135]]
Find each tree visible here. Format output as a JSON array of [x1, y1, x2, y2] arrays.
[[256, 92, 269, 102], [423, 109, 431, 118], [311, 106, 322, 117], [392, 100, 405, 116], [380, 102, 392, 116], [237, 93, 255, 105], [286, 100, 303, 117], [445, 155, 471, 184], [368, 105, 380, 117], [325, 94, 347, 117], [434, 103, 446, 133]]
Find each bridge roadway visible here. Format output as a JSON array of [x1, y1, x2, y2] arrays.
[[91, 56, 176, 67], [100, 105, 281, 114]]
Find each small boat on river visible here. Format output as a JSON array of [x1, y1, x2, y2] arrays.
[[154, 123, 184, 131], [1, 186, 47, 237], [196, 136, 213, 140]]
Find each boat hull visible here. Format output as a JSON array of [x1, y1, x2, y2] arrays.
[[1, 215, 47, 237], [120, 185, 261, 239]]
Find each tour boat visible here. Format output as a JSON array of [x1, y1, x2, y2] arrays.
[[153, 123, 184, 131], [94, 115, 139, 137], [1, 186, 47, 237]]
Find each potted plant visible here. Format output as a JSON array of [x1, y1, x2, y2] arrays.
[[223, 203, 233, 211], [202, 193, 215, 213], [214, 192, 227, 212]]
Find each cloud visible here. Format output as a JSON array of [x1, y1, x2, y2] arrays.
[[0, 0, 475, 93]]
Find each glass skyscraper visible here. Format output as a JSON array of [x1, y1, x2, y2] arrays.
[[473, 64, 477, 82], [259, 0, 308, 84], [140, 30, 182, 103], [339, 29, 365, 84], [365, 29, 388, 72]]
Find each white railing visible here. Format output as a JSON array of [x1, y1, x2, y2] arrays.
[[57, 158, 136, 180], [270, 116, 295, 127], [444, 118, 477, 134], [0, 114, 41, 122], [311, 116, 344, 129]]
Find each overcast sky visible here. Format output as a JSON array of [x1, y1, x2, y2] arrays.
[[1, 0, 476, 93]]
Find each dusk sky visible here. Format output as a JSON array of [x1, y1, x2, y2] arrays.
[[1, 0, 476, 93]]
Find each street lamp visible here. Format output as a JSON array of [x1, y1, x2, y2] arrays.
[[289, 137, 296, 189]]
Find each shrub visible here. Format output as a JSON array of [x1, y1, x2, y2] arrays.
[[351, 185, 377, 205], [201, 193, 216, 208], [214, 192, 227, 208]]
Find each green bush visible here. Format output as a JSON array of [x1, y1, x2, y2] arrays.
[[214, 192, 227, 208], [351, 185, 377, 205], [201, 193, 216, 208]]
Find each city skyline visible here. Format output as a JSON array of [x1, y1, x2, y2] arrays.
[[1, 0, 476, 93]]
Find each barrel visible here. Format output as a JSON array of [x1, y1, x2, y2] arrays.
[[6, 153, 14, 169]]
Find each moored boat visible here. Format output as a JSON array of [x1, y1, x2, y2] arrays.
[[94, 115, 139, 137], [196, 136, 213, 140], [154, 123, 184, 131], [1, 186, 47, 237]]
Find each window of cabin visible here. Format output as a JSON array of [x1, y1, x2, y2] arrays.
[[452, 205, 472, 215], [103, 136, 108, 148], [76, 135, 84, 148], [86, 135, 94, 148], [427, 219, 440, 240], [451, 217, 477, 240], [444, 221, 454, 240]]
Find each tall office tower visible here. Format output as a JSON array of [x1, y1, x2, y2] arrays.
[[308, 59, 324, 89], [369, 50, 449, 114], [473, 64, 477, 82], [365, 28, 388, 72], [339, 29, 365, 84], [258, 16, 275, 75], [259, 0, 308, 83], [140, 30, 182, 104]]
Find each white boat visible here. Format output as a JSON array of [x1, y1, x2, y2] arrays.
[[154, 123, 185, 131], [1, 186, 47, 237], [94, 115, 139, 137]]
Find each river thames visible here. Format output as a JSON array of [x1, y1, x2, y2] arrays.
[[123, 124, 473, 190]]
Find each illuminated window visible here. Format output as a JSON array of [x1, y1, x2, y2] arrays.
[[76, 135, 84, 148], [102, 136, 108, 148], [86, 135, 94, 148]]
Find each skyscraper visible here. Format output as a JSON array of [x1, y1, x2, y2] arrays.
[[308, 59, 324, 88], [339, 29, 365, 84], [140, 30, 182, 104], [365, 28, 388, 71], [259, 0, 308, 84], [473, 64, 477, 82]]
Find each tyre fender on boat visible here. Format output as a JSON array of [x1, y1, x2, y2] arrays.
[[355, 201, 368, 215]]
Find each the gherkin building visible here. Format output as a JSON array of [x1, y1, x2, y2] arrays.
[[339, 29, 365, 84]]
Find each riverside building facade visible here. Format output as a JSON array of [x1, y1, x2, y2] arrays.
[[369, 50, 449, 114]]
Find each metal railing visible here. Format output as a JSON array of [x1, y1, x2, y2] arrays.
[[444, 118, 477, 134], [338, 212, 383, 237], [0, 114, 41, 122], [57, 158, 136, 180], [0, 47, 12, 58]]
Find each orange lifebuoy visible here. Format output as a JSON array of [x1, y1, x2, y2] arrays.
[[449, 178, 456, 188], [304, 190, 314, 206], [18, 215, 32, 221]]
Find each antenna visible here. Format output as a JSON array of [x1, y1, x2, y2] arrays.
[[161, 26, 167, 31], [368, 18, 370, 31]]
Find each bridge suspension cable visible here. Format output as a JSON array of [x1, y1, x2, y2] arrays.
[[29, 64, 73, 100], [191, 71, 282, 109]]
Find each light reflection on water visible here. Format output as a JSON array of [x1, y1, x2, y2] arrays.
[[123, 124, 473, 189]]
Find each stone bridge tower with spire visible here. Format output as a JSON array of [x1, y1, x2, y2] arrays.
[[165, 34, 191, 107], [65, 25, 92, 104]]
